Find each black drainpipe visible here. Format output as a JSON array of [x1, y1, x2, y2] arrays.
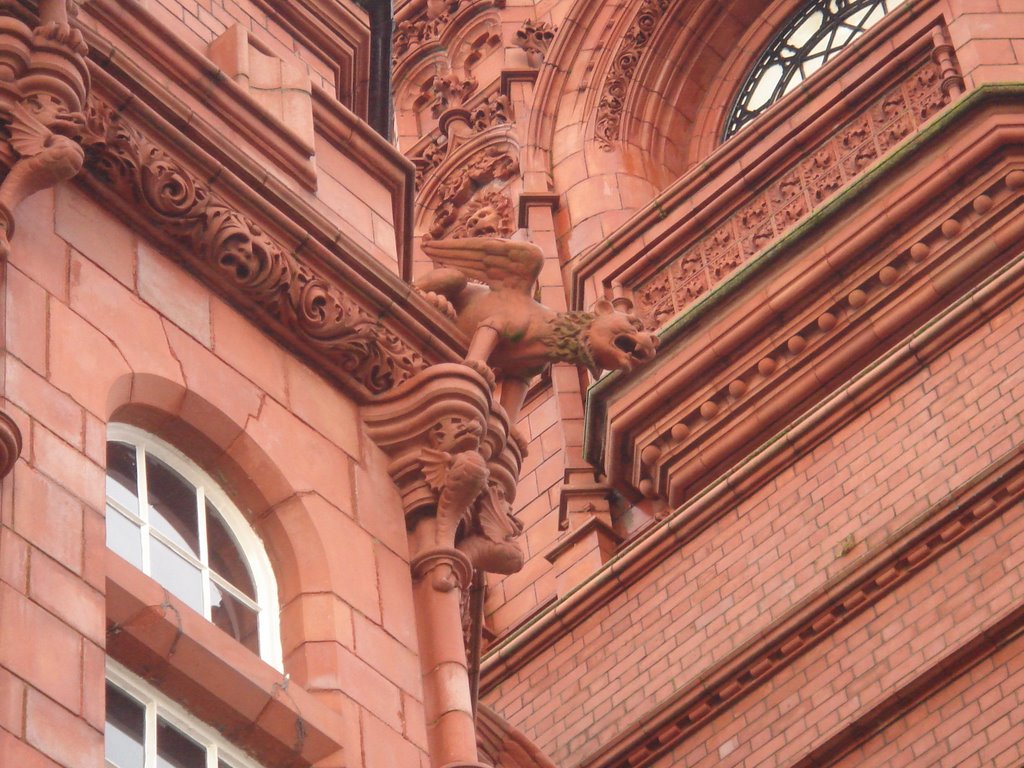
[[357, 0, 394, 141]]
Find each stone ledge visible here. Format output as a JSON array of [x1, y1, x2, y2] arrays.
[[106, 551, 346, 768]]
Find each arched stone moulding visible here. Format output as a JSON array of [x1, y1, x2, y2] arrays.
[[585, 91, 1024, 506], [104, 375, 352, 764], [571, 8, 959, 321]]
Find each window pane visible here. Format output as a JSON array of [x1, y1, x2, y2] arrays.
[[151, 538, 204, 614], [147, 454, 200, 559], [207, 501, 256, 600], [107, 442, 140, 517], [156, 718, 206, 768], [210, 580, 260, 654], [107, 508, 143, 569], [105, 683, 145, 768]]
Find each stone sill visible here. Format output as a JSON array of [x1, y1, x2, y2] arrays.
[[106, 551, 345, 768]]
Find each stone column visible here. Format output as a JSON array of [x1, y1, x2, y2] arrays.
[[366, 363, 522, 768]]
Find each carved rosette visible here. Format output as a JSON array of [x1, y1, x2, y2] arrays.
[[70, 100, 426, 395], [595, 0, 669, 150]]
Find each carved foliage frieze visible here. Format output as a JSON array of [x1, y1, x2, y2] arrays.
[[595, 0, 669, 151], [74, 101, 426, 395], [632, 59, 951, 329]]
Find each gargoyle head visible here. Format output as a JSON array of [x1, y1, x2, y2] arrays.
[[584, 299, 659, 373]]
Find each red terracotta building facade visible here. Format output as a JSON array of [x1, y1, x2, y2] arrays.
[[1, 1, 1023, 767]]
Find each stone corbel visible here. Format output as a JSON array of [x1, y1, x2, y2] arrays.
[[365, 362, 524, 768], [0, 0, 89, 256]]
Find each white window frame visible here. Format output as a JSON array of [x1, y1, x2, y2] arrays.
[[106, 424, 282, 670], [106, 659, 268, 768]]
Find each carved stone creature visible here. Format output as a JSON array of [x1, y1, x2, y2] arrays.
[[416, 236, 659, 423], [0, 0, 90, 256]]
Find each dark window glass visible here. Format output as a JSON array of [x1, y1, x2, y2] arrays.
[[156, 718, 206, 768], [146, 454, 200, 559], [207, 501, 256, 600], [106, 441, 140, 516], [210, 581, 260, 654], [105, 683, 145, 768]]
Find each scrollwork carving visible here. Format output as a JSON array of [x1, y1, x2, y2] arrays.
[[73, 101, 426, 395], [595, 0, 669, 150]]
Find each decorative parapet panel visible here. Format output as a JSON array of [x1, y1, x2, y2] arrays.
[[632, 55, 952, 329]]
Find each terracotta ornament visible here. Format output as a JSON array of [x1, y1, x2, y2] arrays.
[[0, 0, 90, 256], [366, 363, 523, 768], [416, 236, 659, 424]]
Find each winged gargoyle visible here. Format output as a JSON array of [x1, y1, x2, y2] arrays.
[[417, 236, 659, 424]]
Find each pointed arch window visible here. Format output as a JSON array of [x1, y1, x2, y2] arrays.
[[724, 0, 904, 139], [104, 424, 281, 668]]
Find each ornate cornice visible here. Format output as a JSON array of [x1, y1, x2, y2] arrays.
[[632, 161, 1024, 507], [71, 97, 429, 396]]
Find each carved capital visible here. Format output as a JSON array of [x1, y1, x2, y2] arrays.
[[513, 19, 556, 68], [411, 546, 474, 591], [365, 362, 526, 578]]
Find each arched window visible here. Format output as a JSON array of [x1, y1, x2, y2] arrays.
[[104, 424, 281, 668], [724, 0, 904, 139], [106, 660, 268, 768]]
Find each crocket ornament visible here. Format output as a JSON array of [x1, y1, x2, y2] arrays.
[[416, 236, 659, 424]]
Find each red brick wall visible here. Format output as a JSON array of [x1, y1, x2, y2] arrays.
[[483, 275, 1024, 765]]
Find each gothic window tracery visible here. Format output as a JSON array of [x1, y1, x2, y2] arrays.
[[724, 0, 904, 139], [104, 424, 281, 668]]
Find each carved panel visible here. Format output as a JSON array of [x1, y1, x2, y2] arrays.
[[632, 58, 951, 329], [74, 101, 426, 395], [426, 143, 519, 239]]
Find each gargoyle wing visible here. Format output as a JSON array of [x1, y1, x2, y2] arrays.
[[422, 237, 543, 294], [477, 484, 523, 542]]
